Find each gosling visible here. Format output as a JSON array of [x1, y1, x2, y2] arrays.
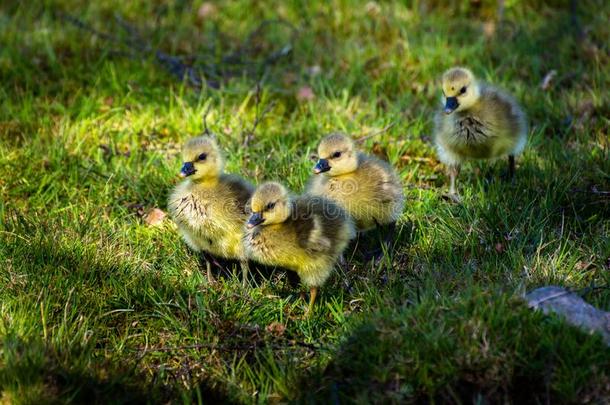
[[244, 182, 355, 315], [307, 133, 404, 254], [168, 136, 254, 285], [434, 67, 528, 198]]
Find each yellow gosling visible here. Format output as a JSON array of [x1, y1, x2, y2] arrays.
[[168, 136, 254, 285], [434, 67, 528, 198], [244, 182, 355, 315]]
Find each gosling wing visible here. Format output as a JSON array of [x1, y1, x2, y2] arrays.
[[221, 174, 255, 216]]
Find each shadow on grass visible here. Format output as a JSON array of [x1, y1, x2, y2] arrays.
[[0, 335, 232, 404], [295, 288, 610, 403]]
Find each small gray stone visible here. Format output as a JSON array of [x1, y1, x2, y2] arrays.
[[525, 286, 610, 346]]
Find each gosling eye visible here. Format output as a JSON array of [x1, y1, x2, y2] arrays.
[[459, 86, 467, 95], [265, 202, 276, 211], [198, 153, 207, 161], [332, 151, 342, 159]]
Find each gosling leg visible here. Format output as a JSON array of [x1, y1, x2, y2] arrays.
[[449, 163, 461, 196], [363, 220, 383, 261], [374, 222, 396, 266], [508, 154, 515, 181], [442, 164, 462, 203], [199, 251, 216, 284], [383, 222, 396, 253], [240, 260, 250, 287], [306, 287, 318, 316]]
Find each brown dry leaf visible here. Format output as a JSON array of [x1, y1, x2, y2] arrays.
[[144, 208, 167, 226], [128, 203, 146, 217], [197, 2, 217, 20], [495, 243, 505, 253], [296, 86, 315, 102], [365, 1, 381, 17], [575, 261, 592, 271], [483, 21, 496, 39], [265, 322, 286, 337], [540, 70, 558, 90], [99, 96, 114, 112]]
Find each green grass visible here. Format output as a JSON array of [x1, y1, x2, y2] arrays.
[[1, 0, 609, 403]]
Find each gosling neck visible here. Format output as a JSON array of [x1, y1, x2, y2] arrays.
[[191, 173, 221, 187]]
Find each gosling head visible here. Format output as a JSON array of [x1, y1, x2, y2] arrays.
[[247, 182, 291, 228], [441, 67, 481, 114], [179, 136, 224, 180], [313, 133, 358, 176]]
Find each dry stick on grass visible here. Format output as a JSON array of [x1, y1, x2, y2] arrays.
[[242, 82, 276, 147], [201, 102, 213, 136], [60, 13, 296, 90], [355, 122, 397, 143]]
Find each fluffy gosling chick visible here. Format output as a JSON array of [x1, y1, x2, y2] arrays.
[[307, 133, 404, 251], [244, 182, 355, 314], [168, 136, 254, 285], [434, 67, 528, 197]]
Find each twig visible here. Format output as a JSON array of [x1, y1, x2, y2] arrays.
[[242, 82, 276, 147], [59, 13, 124, 45], [201, 103, 213, 136], [114, 14, 148, 52], [355, 122, 397, 143], [60, 14, 297, 91]]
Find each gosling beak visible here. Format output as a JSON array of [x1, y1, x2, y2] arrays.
[[180, 162, 196, 177], [444, 97, 459, 114], [313, 159, 331, 174], [246, 212, 265, 228]]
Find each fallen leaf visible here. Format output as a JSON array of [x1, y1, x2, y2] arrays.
[[103, 96, 114, 106], [296, 86, 315, 102], [365, 1, 381, 16], [197, 2, 217, 20], [495, 243, 505, 253], [265, 322, 285, 337], [482, 21, 496, 38], [144, 208, 167, 226], [128, 203, 146, 217], [540, 70, 557, 90]]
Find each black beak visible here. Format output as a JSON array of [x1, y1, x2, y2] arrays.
[[313, 159, 331, 174], [246, 212, 264, 228], [444, 97, 459, 114], [180, 162, 196, 177]]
